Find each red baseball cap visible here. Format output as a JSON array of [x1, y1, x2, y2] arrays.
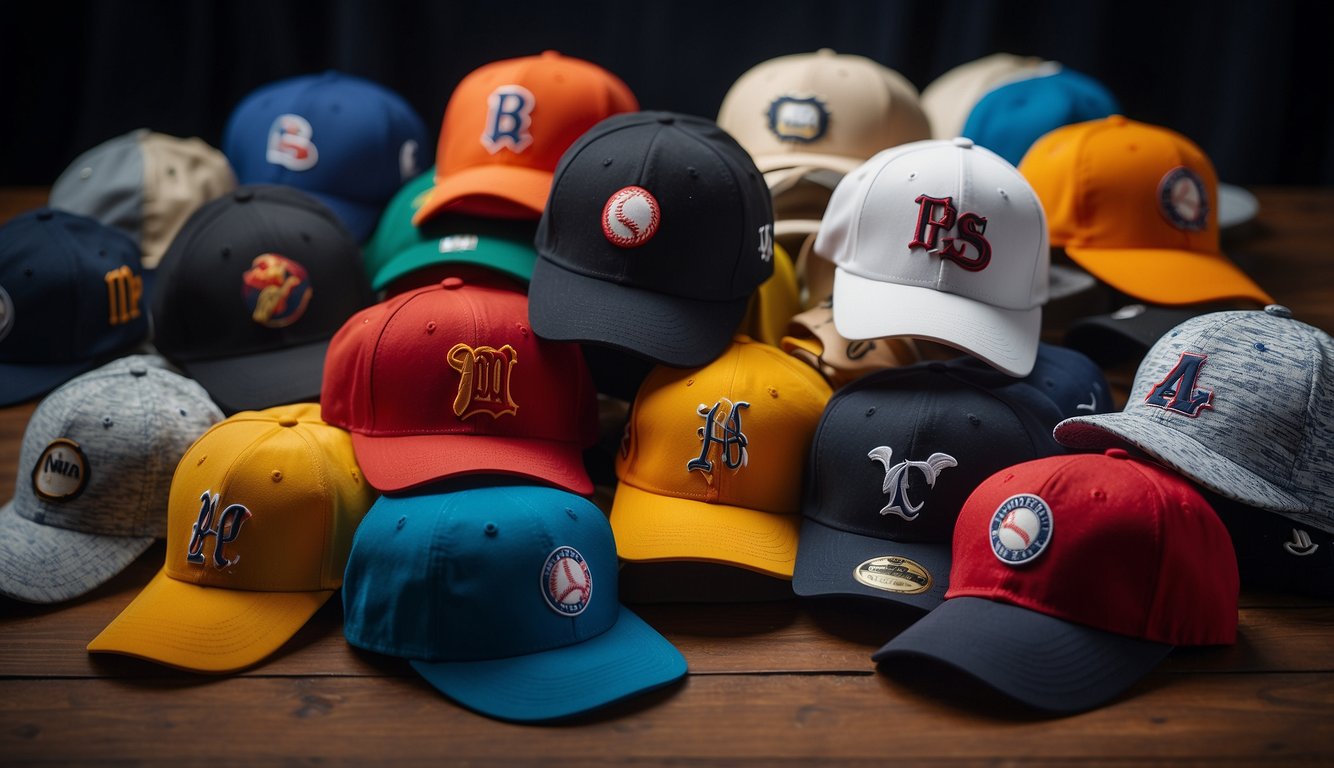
[[320, 276, 598, 494], [874, 449, 1238, 713], [412, 51, 638, 225]]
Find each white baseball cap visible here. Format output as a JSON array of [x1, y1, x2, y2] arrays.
[[814, 137, 1049, 377]]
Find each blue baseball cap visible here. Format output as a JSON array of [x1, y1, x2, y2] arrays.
[[945, 341, 1114, 420], [0, 209, 148, 406], [342, 483, 687, 722], [961, 67, 1120, 167], [222, 71, 430, 241]]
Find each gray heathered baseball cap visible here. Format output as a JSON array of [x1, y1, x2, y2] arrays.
[[1054, 305, 1334, 533], [0, 355, 223, 603]]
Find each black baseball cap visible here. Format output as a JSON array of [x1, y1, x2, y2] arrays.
[[1207, 491, 1334, 599], [793, 361, 1067, 609], [945, 342, 1115, 420], [530, 111, 774, 368], [1063, 303, 1209, 368], [151, 185, 373, 412]]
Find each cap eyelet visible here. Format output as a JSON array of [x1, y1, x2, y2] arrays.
[[484, 522, 499, 536]]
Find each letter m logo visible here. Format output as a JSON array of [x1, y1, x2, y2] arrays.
[[1144, 352, 1214, 417]]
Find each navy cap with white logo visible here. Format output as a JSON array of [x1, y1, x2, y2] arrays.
[[946, 341, 1114, 420], [530, 111, 774, 368]]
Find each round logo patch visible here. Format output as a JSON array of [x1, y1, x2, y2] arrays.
[[990, 493, 1053, 565], [767, 96, 829, 143], [242, 253, 313, 328], [602, 186, 661, 248], [1158, 166, 1209, 232], [32, 438, 89, 501], [853, 556, 933, 595], [0, 284, 13, 344], [542, 546, 592, 616]]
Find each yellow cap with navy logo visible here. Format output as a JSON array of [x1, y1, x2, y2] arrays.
[[87, 403, 376, 673]]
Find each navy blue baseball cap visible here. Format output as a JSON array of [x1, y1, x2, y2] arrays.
[[946, 341, 1115, 420], [222, 71, 430, 241], [0, 209, 148, 406], [793, 361, 1067, 609], [342, 483, 687, 722], [961, 66, 1120, 167]]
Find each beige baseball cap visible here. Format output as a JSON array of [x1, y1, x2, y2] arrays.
[[921, 53, 1049, 140]]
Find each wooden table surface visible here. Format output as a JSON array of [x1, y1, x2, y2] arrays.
[[2, 187, 1333, 765]]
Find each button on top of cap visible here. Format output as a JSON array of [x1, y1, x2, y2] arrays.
[[233, 189, 254, 203], [441, 277, 463, 290], [656, 115, 675, 125], [128, 365, 148, 377], [278, 415, 299, 427], [816, 48, 836, 57], [952, 137, 974, 149], [1108, 114, 1129, 127], [1105, 448, 1131, 460], [1264, 304, 1293, 319]]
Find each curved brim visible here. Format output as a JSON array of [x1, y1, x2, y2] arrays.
[[1063, 305, 1207, 367], [371, 236, 536, 292], [0, 501, 154, 604], [873, 596, 1173, 713], [1063, 245, 1273, 306], [610, 482, 799, 579], [305, 190, 380, 243], [1218, 183, 1260, 230], [0, 358, 98, 408], [86, 569, 332, 673], [177, 339, 328, 414], [529, 256, 752, 369], [411, 165, 550, 226], [753, 152, 864, 178], [1053, 412, 1307, 517], [410, 604, 687, 723], [832, 268, 1041, 377], [791, 516, 949, 610], [350, 432, 593, 495]]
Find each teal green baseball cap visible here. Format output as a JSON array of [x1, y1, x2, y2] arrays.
[[341, 483, 687, 722], [363, 169, 539, 292]]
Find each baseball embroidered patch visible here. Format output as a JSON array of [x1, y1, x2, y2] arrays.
[[602, 186, 660, 248], [766, 95, 829, 143], [242, 254, 313, 328], [1158, 166, 1209, 232], [990, 494, 1053, 565], [542, 546, 592, 616]]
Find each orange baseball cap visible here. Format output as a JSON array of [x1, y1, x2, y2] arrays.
[[412, 51, 638, 225], [86, 403, 377, 673], [1019, 116, 1272, 306], [611, 336, 832, 578]]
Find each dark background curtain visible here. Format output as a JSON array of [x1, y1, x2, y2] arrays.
[[3, 0, 1330, 187]]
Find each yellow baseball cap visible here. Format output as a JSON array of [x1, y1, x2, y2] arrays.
[[739, 242, 803, 346], [87, 403, 376, 673], [611, 336, 832, 578]]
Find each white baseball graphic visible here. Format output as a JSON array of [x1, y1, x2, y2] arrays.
[[549, 555, 590, 605], [997, 507, 1040, 551], [602, 186, 661, 247], [1171, 177, 1201, 221]]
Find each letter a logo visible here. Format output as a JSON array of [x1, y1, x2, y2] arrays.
[[481, 85, 535, 154], [1144, 352, 1214, 417]]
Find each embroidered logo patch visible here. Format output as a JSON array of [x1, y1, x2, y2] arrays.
[[399, 139, 420, 180], [242, 254, 313, 328], [908, 194, 992, 271], [1144, 351, 1213, 417], [853, 556, 933, 595], [0, 284, 13, 344], [1158, 166, 1209, 231], [266, 114, 319, 171], [767, 96, 829, 143], [447, 343, 519, 420], [757, 223, 774, 263], [687, 398, 750, 476], [482, 85, 535, 154], [104, 265, 142, 326], [542, 546, 591, 616], [187, 490, 251, 569], [32, 438, 89, 501], [1285, 529, 1318, 557], [602, 186, 661, 248], [990, 494, 1053, 565], [868, 446, 957, 521], [438, 234, 479, 254]]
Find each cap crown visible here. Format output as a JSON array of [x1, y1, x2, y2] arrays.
[[343, 485, 618, 661], [151, 186, 373, 362], [162, 403, 374, 591], [817, 138, 1049, 311], [920, 53, 1047, 140], [717, 49, 930, 172], [961, 68, 1120, 167], [536, 111, 774, 303], [947, 451, 1238, 645], [0, 209, 147, 366], [12, 356, 222, 537], [617, 337, 831, 513], [947, 341, 1113, 420]]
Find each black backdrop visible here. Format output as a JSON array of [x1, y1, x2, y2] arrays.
[[3, 0, 1330, 187]]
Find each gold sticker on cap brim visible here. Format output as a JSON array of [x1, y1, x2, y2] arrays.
[[32, 438, 89, 501], [853, 556, 933, 595]]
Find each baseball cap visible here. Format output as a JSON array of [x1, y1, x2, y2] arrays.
[[320, 275, 598, 494], [874, 450, 1239, 713], [793, 361, 1067, 607], [1019, 115, 1273, 306], [716, 49, 931, 179], [1064, 303, 1214, 368], [920, 53, 1048, 140], [86, 403, 376, 673], [223, 71, 430, 241], [342, 483, 687, 722], [530, 111, 774, 368], [814, 138, 1050, 377], [961, 67, 1120, 167], [0, 208, 147, 406], [151, 185, 374, 413], [780, 302, 920, 389], [611, 336, 832, 578], [1054, 305, 1334, 533], [412, 51, 638, 226], [1207, 492, 1334, 599], [946, 341, 1113, 420], [49, 129, 237, 270], [0, 355, 222, 603], [362, 168, 537, 293]]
